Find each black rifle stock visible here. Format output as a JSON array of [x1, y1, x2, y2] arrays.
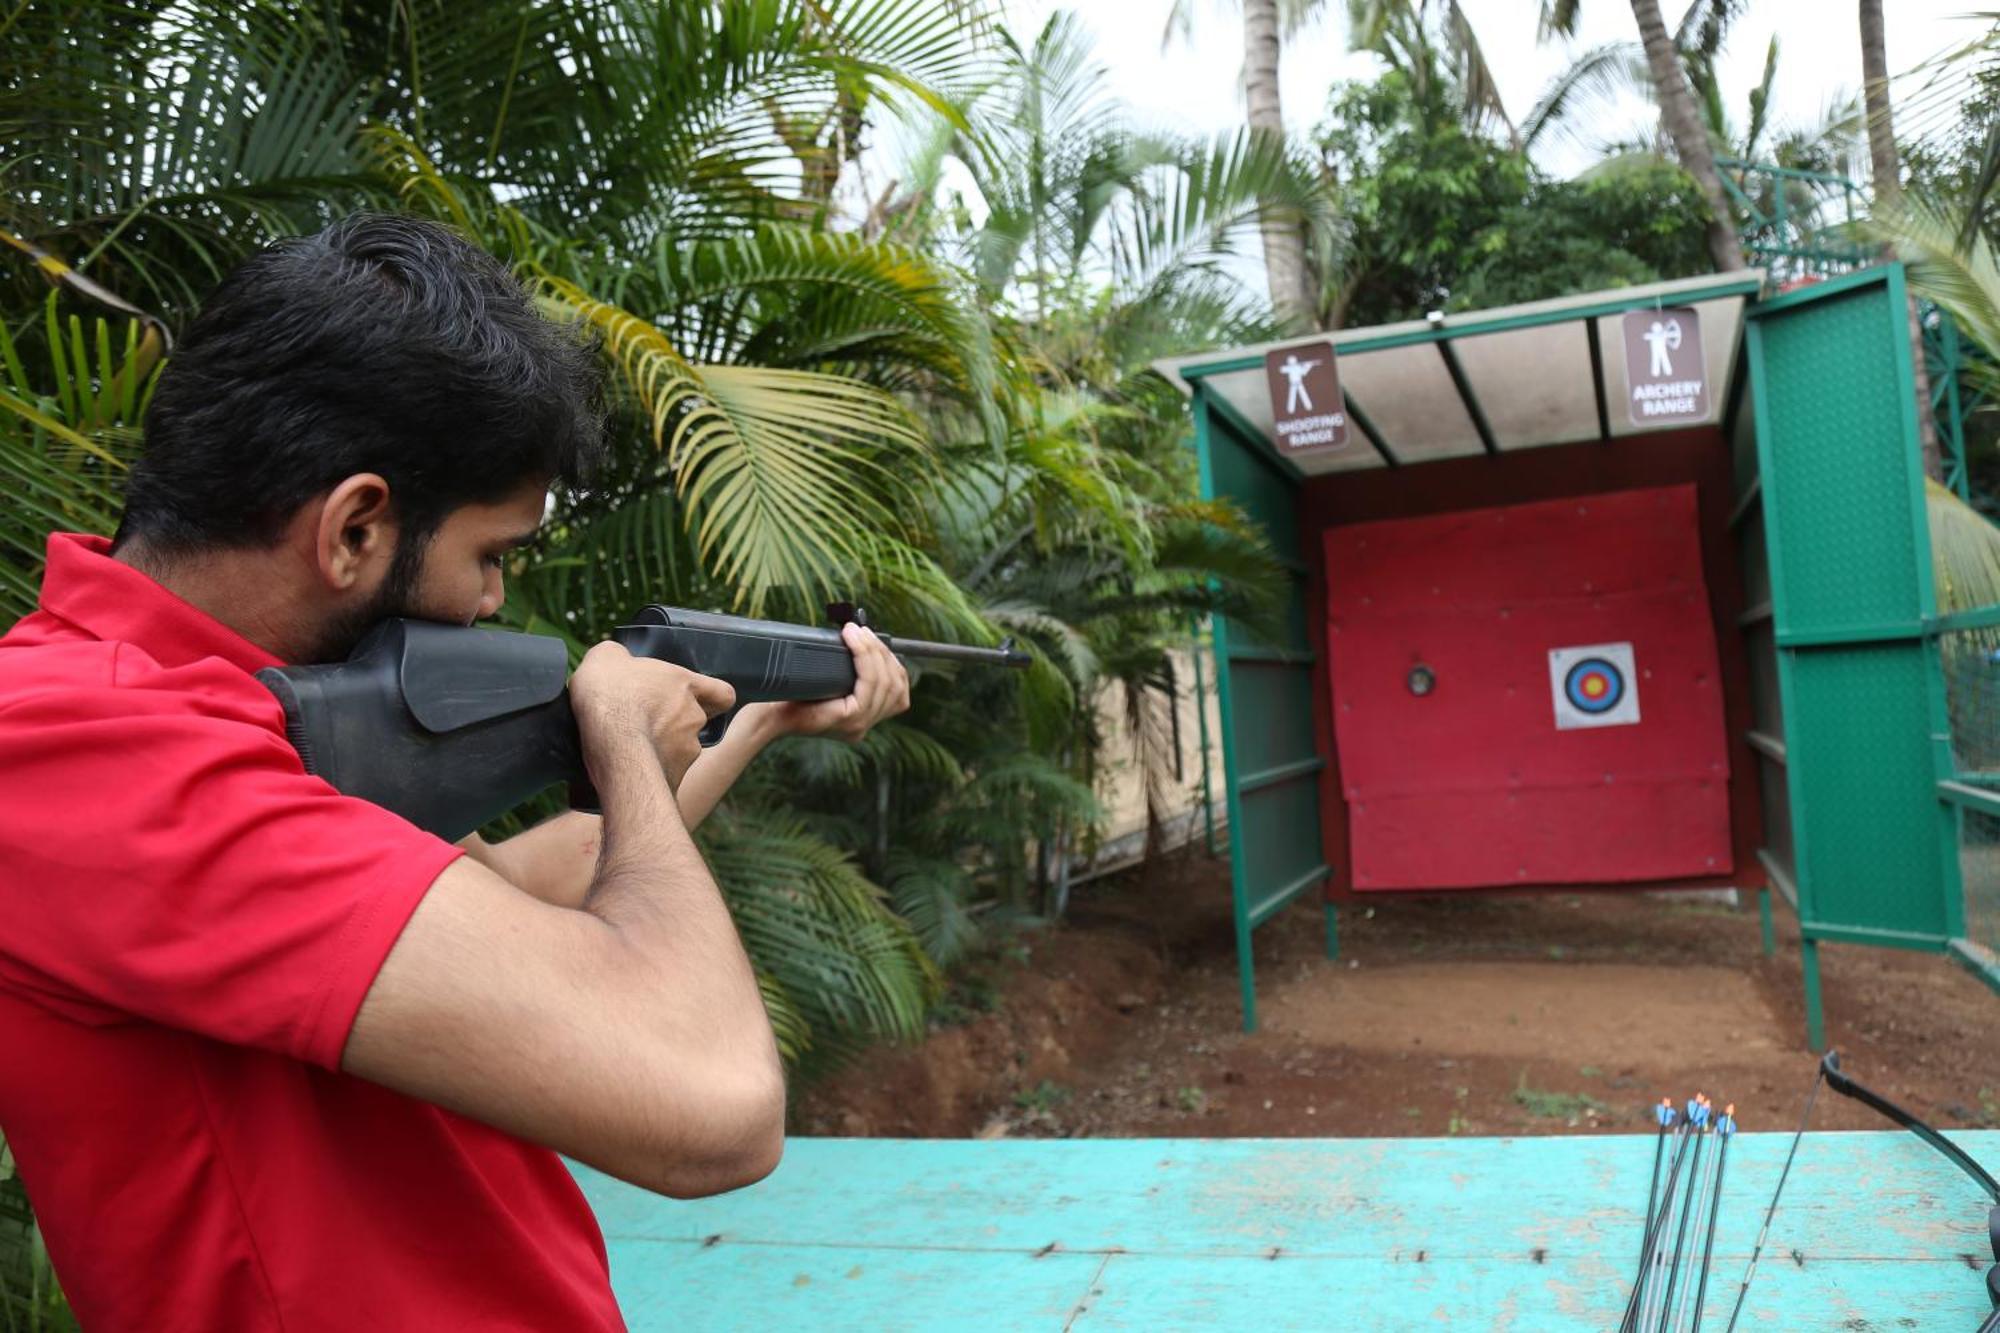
[[256, 604, 1029, 841]]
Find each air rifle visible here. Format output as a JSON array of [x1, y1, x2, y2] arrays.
[[256, 603, 1030, 842]]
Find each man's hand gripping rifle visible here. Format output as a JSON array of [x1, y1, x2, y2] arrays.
[[256, 603, 1030, 841]]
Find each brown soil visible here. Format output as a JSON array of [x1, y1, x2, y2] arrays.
[[795, 845, 2000, 1141]]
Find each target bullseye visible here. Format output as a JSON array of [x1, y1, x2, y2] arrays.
[[1549, 643, 1640, 729], [1564, 659, 1625, 713]]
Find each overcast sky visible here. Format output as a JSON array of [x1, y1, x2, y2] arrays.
[[998, 0, 1983, 177], [851, 2, 1986, 301]]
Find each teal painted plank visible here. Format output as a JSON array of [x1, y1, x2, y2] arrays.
[[610, 1243, 1100, 1332], [1076, 1252, 1982, 1331], [575, 1133, 2000, 1328]]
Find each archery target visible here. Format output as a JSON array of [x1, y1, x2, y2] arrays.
[[1548, 642, 1640, 729]]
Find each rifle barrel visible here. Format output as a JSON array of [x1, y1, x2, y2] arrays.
[[890, 635, 1030, 668]]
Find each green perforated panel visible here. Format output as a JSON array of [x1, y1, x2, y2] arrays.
[[1758, 754, 1795, 890], [1745, 620, 1783, 736], [1196, 390, 1330, 1030], [1239, 776, 1330, 921], [1748, 267, 1952, 946], [1227, 660, 1319, 775], [1754, 281, 1924, 635], [1740, 508, 1772, 612], [1209, 420, 1299, 555], [1730, 378, 1760, 499], [1785, 645, 1947, 936]]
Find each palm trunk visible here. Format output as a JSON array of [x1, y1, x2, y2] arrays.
[[1243, 0, 1314, 328], [1859, 0, 1942, 478], [1860, 0, 1899, 207], [1630, 0, 1745, 271]]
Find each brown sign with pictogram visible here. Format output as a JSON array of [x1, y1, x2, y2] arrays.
[[1621, 307, 1708, 426], [1264, 342, 1348, 454]]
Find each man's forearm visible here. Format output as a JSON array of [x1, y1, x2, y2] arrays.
[[668, 702, 786, 829], [460, 812, 601, 908], [466, 703, 787, 909], [586, 732, 780, 1083]]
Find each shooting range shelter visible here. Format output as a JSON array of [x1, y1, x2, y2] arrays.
[[1160, 264, 1988, 1049]]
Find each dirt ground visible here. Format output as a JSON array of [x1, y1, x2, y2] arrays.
[[796, 844, 2000, 1141]]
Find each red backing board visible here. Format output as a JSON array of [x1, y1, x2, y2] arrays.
[[1324, 485, 1732, 890]]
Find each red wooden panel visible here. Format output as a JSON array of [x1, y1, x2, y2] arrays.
[[1325, 485, 1732, 890]]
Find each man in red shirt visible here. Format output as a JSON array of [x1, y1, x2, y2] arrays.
[[0, 215, 908, 1330]]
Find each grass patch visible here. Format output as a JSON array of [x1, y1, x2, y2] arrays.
[[1013, 1080, 1069, 1114], [929, 974, 1001, 1028], [1512, 1070, 1608, 1121]]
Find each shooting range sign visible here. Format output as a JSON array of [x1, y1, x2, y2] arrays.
[[1548, 642, 1641, 730], [1264, 342, 1348, 455], [1621, 307, 1708, 426]]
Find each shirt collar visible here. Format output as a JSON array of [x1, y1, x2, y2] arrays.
[[38, 532, 285, 674]]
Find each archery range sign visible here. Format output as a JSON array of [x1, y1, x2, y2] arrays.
[[1621, 307, 1708, 426], [1264, 341, 1348, 455]]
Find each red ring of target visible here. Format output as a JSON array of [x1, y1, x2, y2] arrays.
[[1563, 658, 1625, 713]]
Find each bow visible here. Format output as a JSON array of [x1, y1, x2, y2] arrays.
[[1723, 1050, 2000, 1331]]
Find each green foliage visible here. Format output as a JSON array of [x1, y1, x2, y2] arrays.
[[1511, 1070, 1607, 1121], [1452, 160, 1714, 311], [2, 3, 1295, 1133], [1317, 63, 1531, 324], [1313, 56, 1712, 326], [0, 1136, 76, 1330], [1012, 1079, 1070, 1113]]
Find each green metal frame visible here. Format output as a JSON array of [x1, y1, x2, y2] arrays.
[[1715, 156, 1869, 285], [1745, 263, 1961, 1050], [1181, 277, 1764, 378], [1181, 274, 1760, 1033], [1193, 383, 1334, 1032], [1183, 258, 1982, 1045], [1921, 305, 1987, 503], [1714, 157, 1987, 509]]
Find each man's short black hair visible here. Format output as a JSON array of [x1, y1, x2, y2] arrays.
[[116, 213, 605, 555]]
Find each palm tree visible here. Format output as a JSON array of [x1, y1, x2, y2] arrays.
[[1165, 0, 1509, 329], [1242, 0, 1314, 329], [831, 12, 1299, 905], [1859, 0, 1900, 207], [1539, 0, 1747, 271]]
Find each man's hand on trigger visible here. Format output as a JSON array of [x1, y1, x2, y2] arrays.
[[763, 622, 911, 744]]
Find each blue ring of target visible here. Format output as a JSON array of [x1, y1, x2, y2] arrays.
[[1563, 659, 1625, 714]]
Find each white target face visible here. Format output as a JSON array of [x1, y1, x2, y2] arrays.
[[1548, 642, 1641, 730]]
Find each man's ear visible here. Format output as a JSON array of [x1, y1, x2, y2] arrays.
[[311, 473, 397, 592]]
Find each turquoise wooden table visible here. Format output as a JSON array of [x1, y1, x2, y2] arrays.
[[572, 1132, 2000, 1330]]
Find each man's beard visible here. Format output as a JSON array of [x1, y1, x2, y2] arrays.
[[300, 531, 430, 664]]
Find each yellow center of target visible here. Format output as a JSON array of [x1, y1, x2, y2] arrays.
[[1582, 675, 1607, 698]]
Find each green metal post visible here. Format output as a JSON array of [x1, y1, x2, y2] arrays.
[[1194, 385, 1260, 1033], [1217, 606, 1258, 1032], [1759, 888, 1776, 957], [1324, 901, 1340, 961], [1934, 313, 1969, 500], [1189, 618, 1217, 856], [1801, 937, 1826, 1052]]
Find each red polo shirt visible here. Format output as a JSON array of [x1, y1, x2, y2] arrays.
[[0, 534, 625, 1331]]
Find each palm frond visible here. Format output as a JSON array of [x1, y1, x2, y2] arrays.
[[1928, 478, 2000, 614], [0, 302, 153, 621], [1523, 43, 1647, 152], [538, 274, 931, 613], [1870, 195, 2000, 377], [700, 810, 939, 1051], [883, 851, 979, 965]]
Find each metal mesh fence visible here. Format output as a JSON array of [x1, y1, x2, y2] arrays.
[[1940, 623, 2000, 777], [1941, 617, 2000, 957], [1961, 806, 2000, 960]]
